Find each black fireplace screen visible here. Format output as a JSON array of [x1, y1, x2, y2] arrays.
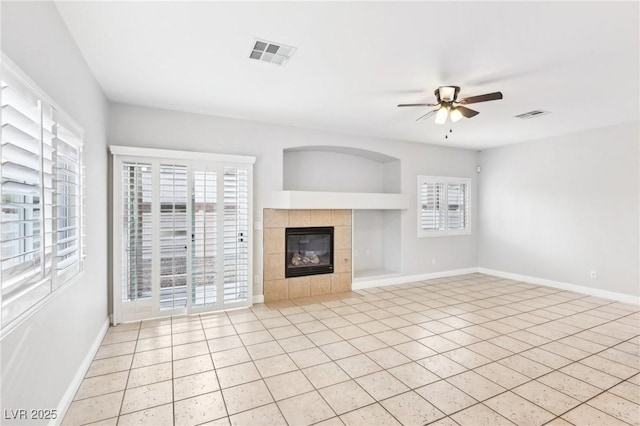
[[285, 227, 334, 278]]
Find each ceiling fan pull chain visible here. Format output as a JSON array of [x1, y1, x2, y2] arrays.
[[445, 127, 453, 140]]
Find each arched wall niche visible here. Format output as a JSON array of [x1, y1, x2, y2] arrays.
[[283, 146, 401, 194]]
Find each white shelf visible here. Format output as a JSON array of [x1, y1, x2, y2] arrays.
[[353, 268, 401, 282], [268, 191, 408, 210]]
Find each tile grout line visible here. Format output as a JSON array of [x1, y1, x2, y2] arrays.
[[115, 320, 141, 425], [198, 311, 231, 425], [66, 274, 638, 425]]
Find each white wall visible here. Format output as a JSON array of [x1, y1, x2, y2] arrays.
[[353, 210, 386, 272], [478, 122, 639, 297], [284, 151, 386, 193], [1, 1, 109, 421], [108, 102, 479, 296]]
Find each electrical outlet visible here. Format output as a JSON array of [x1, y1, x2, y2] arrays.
[[431, 258, 437, 265], [365, 249, 371, 256], [254, 275, 259, 284], [590, 271, 597, 279]]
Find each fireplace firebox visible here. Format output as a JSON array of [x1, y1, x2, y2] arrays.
[[285, 227, 334, 278]]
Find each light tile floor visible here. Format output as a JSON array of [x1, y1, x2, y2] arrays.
[[63, 274, 640, 426]]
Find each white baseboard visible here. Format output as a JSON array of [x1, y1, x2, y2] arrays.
[[53, 317, 110, 426], [352, 268, 479, 290], [478, 267, 640, 305], [254, 267, 638, 306]]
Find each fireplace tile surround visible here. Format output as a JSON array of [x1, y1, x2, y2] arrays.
[[263, 209, 352, 302]]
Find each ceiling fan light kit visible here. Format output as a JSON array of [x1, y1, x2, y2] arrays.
[[450, 107, 463, 123], [398, 85, 503, 125], [435, 106, 449, 124], [437, 86, 458, 102]]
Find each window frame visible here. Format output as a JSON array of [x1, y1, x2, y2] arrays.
[[417, 175, 471, 238], [1, 53, 85, 334]]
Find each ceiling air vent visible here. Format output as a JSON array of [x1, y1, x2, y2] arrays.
[[515, 110, 550, 119], [249, 39, 296, 66]]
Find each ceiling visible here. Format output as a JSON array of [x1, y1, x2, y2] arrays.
[[55, 1, 639, 150]]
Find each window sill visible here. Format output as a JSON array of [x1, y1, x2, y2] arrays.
[[418, 230, 472, 238]]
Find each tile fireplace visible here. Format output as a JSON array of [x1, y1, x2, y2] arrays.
[[263, 209, 352, 302]]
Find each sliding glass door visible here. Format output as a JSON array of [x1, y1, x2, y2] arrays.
[[111, 148, 254, 323]]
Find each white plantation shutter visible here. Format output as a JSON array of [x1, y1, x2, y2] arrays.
[[1, 57, 84, 329], [121, 162, 152, 302], [112, 147, 254, 322], [192, 170, 217, 307], [420, 180, 445, 231], [418, 176, 471, 237], [159, 164, 188, 310], [53, 112, 83, 282], [447, 182, 469, 230], [223, 166, 249, 304], [1, 78, 50, 326]]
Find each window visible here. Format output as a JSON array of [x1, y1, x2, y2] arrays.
[[1, 56, 84, 331], [418, 175, 470, 237]]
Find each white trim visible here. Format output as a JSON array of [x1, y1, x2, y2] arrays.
[[478, 268, 640, 305], [353, 267, 640, 305], [52, 317, 110, 426], [352, 268, 479, 290], [419, 230, 472, 238], [1, 53, 83, 135], [109, 145, 256, 164], [269, 191, 408, 210], [253, 295, 265, 304]]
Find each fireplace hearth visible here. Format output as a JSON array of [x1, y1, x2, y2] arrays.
[[285, 227, 334, 278]]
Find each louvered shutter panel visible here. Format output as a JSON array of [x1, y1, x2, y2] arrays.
[[420, 180, 445, 231], [447, 183, 469, 230], [121, 162, 153, 302], [1, 58, 85, 329], [53, 112, 83, 281], [1, 74, 51, 324], [223, 166, 249, 304], [192, 170, 217, 306], [159, 164, 188, 309]]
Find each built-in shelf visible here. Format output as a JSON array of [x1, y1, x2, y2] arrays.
[[269, 191, 408, 210], [353, 268, 401, 281]]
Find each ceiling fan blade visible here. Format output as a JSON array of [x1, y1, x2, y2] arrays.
[[397, 103, 439, 107], [456, 106, 479, 118], [415, 109, 439, 121], [459, 91, 503, 104]]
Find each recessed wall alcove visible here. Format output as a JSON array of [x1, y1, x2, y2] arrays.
[[281, 146, 403, 282], [283, 146, 401, 193]]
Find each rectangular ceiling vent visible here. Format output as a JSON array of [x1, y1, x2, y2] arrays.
[[249, 39, 296, 66], [515, 110, 551, 119]]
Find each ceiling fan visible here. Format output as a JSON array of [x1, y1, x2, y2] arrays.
[[398, 86, 503, 124]]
